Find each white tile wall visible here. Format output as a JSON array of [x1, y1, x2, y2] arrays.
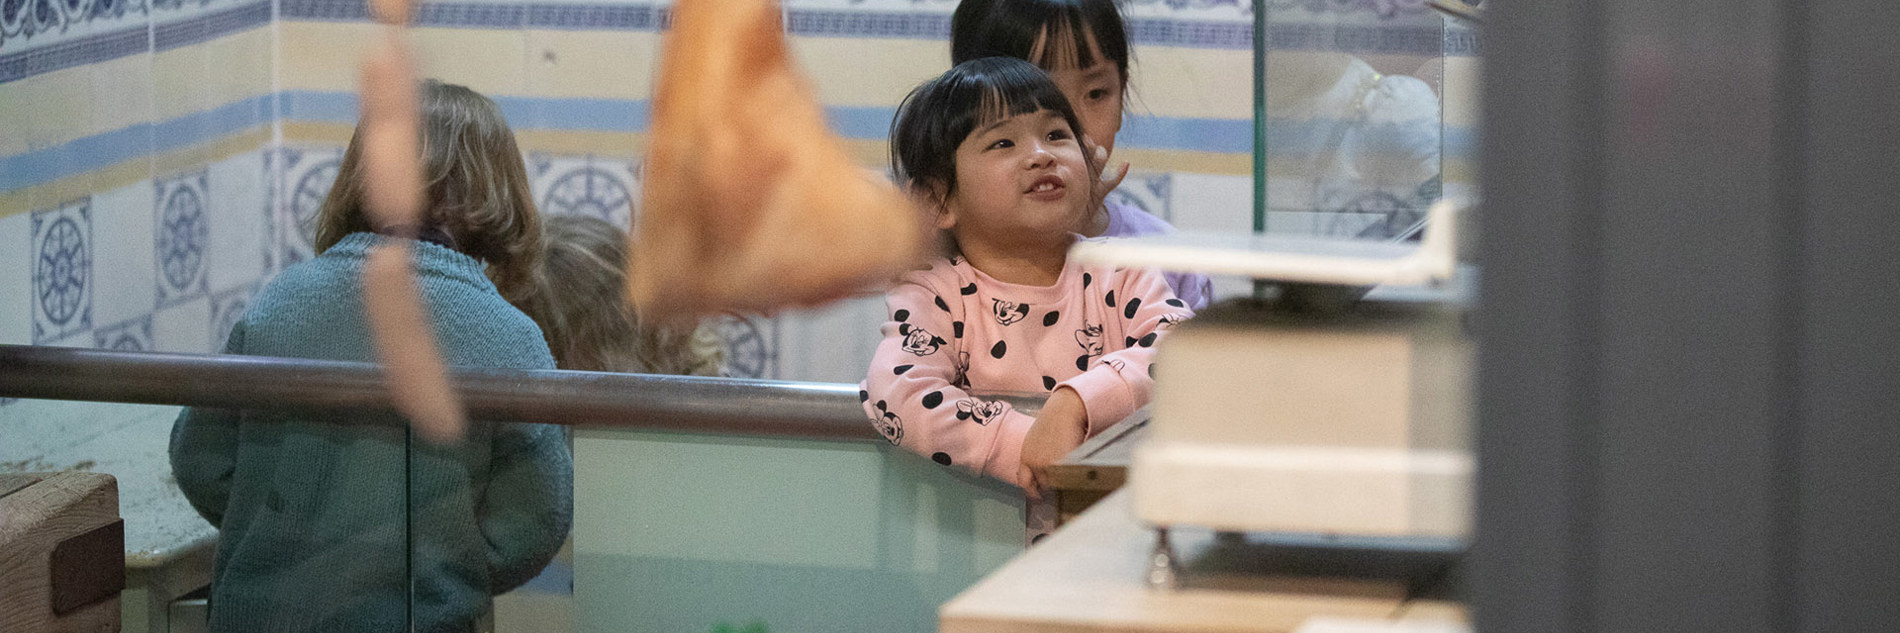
[[774, 295, 887, 384], [207, 150, 270, 293], [0, 213, 32, 346], [90, 181, 160, 327], [151, 294, 212, 353]]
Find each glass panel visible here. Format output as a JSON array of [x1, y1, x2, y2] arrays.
[[1257, 0, 1447, 240]]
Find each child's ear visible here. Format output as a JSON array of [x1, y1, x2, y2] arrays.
[[911, 182, 958, 231]]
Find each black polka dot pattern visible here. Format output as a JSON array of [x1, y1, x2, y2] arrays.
[[1042, 376, 1056, 390], [1139, 332, 1158, 347], [1165, 298, 1185, 308], [961, 283, 978, 295], [1043, 311, 1060, 326], [932, 452, 953, 465], [953, 321, 964, 338], [894, 364, 914, 375], [934, 296, 950, 312], [859, 390, 869, 402], [923, 391, 943, 408], [894, 309, 910, 322], [1082, 272, 1092, 288], [1123, 297, 1142, 319], [990, 340, 1007, 359], [1105, 290, 1117, 307]]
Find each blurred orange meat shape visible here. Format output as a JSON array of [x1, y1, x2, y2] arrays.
[[631, 0, 925, 318], [359, 28, 468, 444]]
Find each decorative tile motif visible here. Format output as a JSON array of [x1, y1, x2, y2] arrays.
[[208, 280, 253, 350], [155, 169, 211, 306], [31, 199, 93, 344], [714, 314, 779, 380], [274, 146, 344, 267], [1, 0, 149, 54], [529, 153, 638, 230], [1107, 172, 1174, 224], [93, 313, 153, 350]]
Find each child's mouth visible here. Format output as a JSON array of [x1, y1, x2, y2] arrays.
[[1024, 175, 1067, 200]]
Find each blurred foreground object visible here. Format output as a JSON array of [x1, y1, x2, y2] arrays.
[[358, 12, 467, 443], [0, 473, 123, 632], [631, 0, 923, 318]]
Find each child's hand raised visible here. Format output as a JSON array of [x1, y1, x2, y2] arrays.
[[1084, 134, 1131, 212], [1018, 387, 1089, 499]]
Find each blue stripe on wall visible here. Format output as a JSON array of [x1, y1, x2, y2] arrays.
[[8, 89, 1342, 192], [0, 94, 275, 191]]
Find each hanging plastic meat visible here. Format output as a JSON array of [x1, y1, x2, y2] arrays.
[[630, 0, 925, 318], [359, 0, 467, 443]]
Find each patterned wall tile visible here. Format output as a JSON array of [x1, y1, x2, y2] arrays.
[[207, 279, 254, 350], [1107, 171, 1174, 225], [93, 313, 154, 350], [0, 0, 152, 57], [528, 153, 639, 231], [154, 168, 211, 307], [272, 145, 344, 268], [712, 313, 780, 380], [30, 199, 93, 344]]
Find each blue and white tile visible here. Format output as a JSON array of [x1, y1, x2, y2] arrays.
[[93, 312, 154, 351], [273, 145, 344, 268], [0, 214, 33, 346], [30, 199, 94, 344], [89, 179, 159, 327], [772, 295, 884, 384], [150, 294, 209, 353], [528, 153, 639, 231], [0, 0, 152, 58], [206, 279, 254, 350], [206, 149, 268, 293], [1107, 171, 1174, 225], [712, 313, 780, 380], [154, 168, 211, 307]]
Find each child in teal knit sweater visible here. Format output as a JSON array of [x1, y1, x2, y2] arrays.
[[169, 81, 569, 633]]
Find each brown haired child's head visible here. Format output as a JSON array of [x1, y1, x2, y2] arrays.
[[316, 80, 543, 300]]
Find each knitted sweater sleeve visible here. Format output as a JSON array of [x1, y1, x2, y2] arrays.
[[1059, 269, 1195, 435], [862, 275, 1036, 490], [477, 332, 572, 595], [169, 322, 247, 528]]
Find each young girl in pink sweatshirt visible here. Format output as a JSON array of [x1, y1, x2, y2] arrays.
[[864, 57, 1192, 539]]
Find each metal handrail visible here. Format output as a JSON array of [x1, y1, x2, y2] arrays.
[[0, 344, 910, 441]]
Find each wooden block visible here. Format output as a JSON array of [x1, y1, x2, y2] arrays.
[[0, 472, 122, 633]]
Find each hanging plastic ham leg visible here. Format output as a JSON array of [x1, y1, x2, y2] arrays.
[[358, 16, 467, 444], [629, 0, 925, 318]]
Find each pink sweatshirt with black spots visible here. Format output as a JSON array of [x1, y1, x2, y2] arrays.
[[860, 247, 1194, 491]]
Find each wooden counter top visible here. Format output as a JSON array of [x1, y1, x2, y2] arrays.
[[940, 490, 1466, 633]]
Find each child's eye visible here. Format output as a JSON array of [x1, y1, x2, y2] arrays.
[[1047, 128, 1073, 142], [1087, 88, 1110, 101], [987, 138, 1014, 150]]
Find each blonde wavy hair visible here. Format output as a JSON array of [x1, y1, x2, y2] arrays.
[[314, 80, 543, 301], [517, 215, 725, 375]]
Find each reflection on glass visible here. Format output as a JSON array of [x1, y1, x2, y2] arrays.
[[1258, 1, 1447, 240]]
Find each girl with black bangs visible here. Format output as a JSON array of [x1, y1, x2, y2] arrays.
[[865, 58, 1193, 543], [952, 0, 1214, 310]]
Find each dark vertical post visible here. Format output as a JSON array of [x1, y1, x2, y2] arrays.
[[1475, 0, 1899, 631]]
